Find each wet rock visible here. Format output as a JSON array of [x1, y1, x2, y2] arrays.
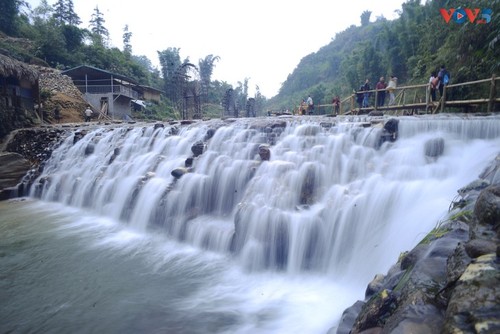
[[334, 300, 365, 334], [84, 143, 95, 155], [0, 152, 31, 190], [258, 144, 270, 161], [154, 123, 164, 130], [352, 289, 398, 333], [171, 167, 189, 179], [365, 274, 385, 299], [474, 185, 500, 234], [424, 137, 445, 158], [443, 254, 500, 333], [464, 239, 497, 258], [185, 157, 194, 168], [205, 128, 216, 140], [191, 141, 205, 157]]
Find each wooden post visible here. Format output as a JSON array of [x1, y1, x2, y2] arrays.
[[488, 74, 496, 113], [374, 88, 378, 110], [441, 85, 447, 113]]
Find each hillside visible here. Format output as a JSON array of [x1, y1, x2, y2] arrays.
[[267, 0, 499, 112]]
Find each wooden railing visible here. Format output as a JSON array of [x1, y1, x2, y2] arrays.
[[301, 74, 498, 116]]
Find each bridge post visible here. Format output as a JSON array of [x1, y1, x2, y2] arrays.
[[441, 86, 447, 113], [488, 74, 496, 113]]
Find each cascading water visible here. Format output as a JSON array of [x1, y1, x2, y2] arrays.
[[4, 115, 499, 333]]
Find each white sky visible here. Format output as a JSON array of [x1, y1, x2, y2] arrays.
[[27, 0, 406, 97]]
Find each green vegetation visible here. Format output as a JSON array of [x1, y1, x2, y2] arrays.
[[1, 0, 266, 119], [1, 0, 498, 118], [268, 0, 499, 112]]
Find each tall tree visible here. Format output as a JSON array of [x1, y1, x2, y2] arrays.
[[65, 0, 80, 25], [158, 47, 182, 101], [198, 54, 220, 103], [0, 0, 21, 35], [53, 0, 80, 26], [89, 6, 109, 44], [360, 10, 371, 26], [31, 0, 53, 23], [122, 25, 132, 56]]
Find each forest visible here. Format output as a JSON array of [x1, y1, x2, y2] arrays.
[[1, 0, 499, 118], [268, 0, 499, 113]]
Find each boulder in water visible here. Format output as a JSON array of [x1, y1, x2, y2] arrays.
[[171, 167, 189, 179], [191, 141, 205, 157], [258, 144, 270, 161], [424, 137, 445, 158]]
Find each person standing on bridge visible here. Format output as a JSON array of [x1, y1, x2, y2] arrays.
[[307, 95, 314, 115], [437, 65, 450, 98], [429, 71, 437, 102], [376, 77, 387, 107], [387, 76, 397, 105], [361, 79, 371, 108]]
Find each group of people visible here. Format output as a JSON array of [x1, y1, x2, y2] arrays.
[[299, 95, 315, 115], [355, 65, 450, 110], [428, 65, 451, 102], [356, 76, 398, 110]]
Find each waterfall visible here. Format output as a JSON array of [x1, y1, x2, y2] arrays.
[[30, 115, 500, 285]]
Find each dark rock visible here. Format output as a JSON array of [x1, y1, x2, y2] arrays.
[[424, 137, 445, 158], [443, 254, 500, 333], [401, 244, 428, 270], [185, 157, 194, 168], [474, 185, 500, 234], [464, 239, 497, 258], [154, 123, 164, 130], [191, 141, 205, 157], [84, 143, 95, 155], [171, 167, 189, 179], [258, 144, 270, 161], [352, 289, 398, 333], [205, 128, 216, 140], [333, 300, 365, 334], [365, 274, 385, 299], [0, 152, 31, 190]]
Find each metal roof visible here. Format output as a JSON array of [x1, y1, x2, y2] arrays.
[[61, 65, 139, 85]]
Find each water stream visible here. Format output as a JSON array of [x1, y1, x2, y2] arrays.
[[1, 115, 499, 333]]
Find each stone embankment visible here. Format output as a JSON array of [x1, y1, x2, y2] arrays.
[[333, 155, 500, 334]]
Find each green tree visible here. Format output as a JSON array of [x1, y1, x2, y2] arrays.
[[198, 54, 220, 104], [360, 10, 371, 26], [89, 6, 109, 45], [158, 47, 182, 101], [0, 0, 21, 35], [52, 0, 80, 26], [122, 25, 132, 57]]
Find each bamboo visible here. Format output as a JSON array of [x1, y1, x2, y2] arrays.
[[488, 75, 496, 113], [446, 77, 499, 88]]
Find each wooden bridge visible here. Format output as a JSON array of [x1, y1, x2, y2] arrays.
[[304, 75, 499, 116]]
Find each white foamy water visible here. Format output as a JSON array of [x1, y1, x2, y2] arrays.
[[5, 114, 498, 333]]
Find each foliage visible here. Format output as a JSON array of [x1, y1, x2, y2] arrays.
[[268, 0, 499, 112]]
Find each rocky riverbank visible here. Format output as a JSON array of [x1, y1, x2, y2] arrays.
[[333, 155, 500, 333]]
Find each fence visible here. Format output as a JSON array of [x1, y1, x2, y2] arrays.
[[302, 74, 498, 116]]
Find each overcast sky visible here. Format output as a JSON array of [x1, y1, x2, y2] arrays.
[[27, 0, 407, 97]]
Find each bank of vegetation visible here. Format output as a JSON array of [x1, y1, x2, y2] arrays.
[[0, 0, 498, 118]]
